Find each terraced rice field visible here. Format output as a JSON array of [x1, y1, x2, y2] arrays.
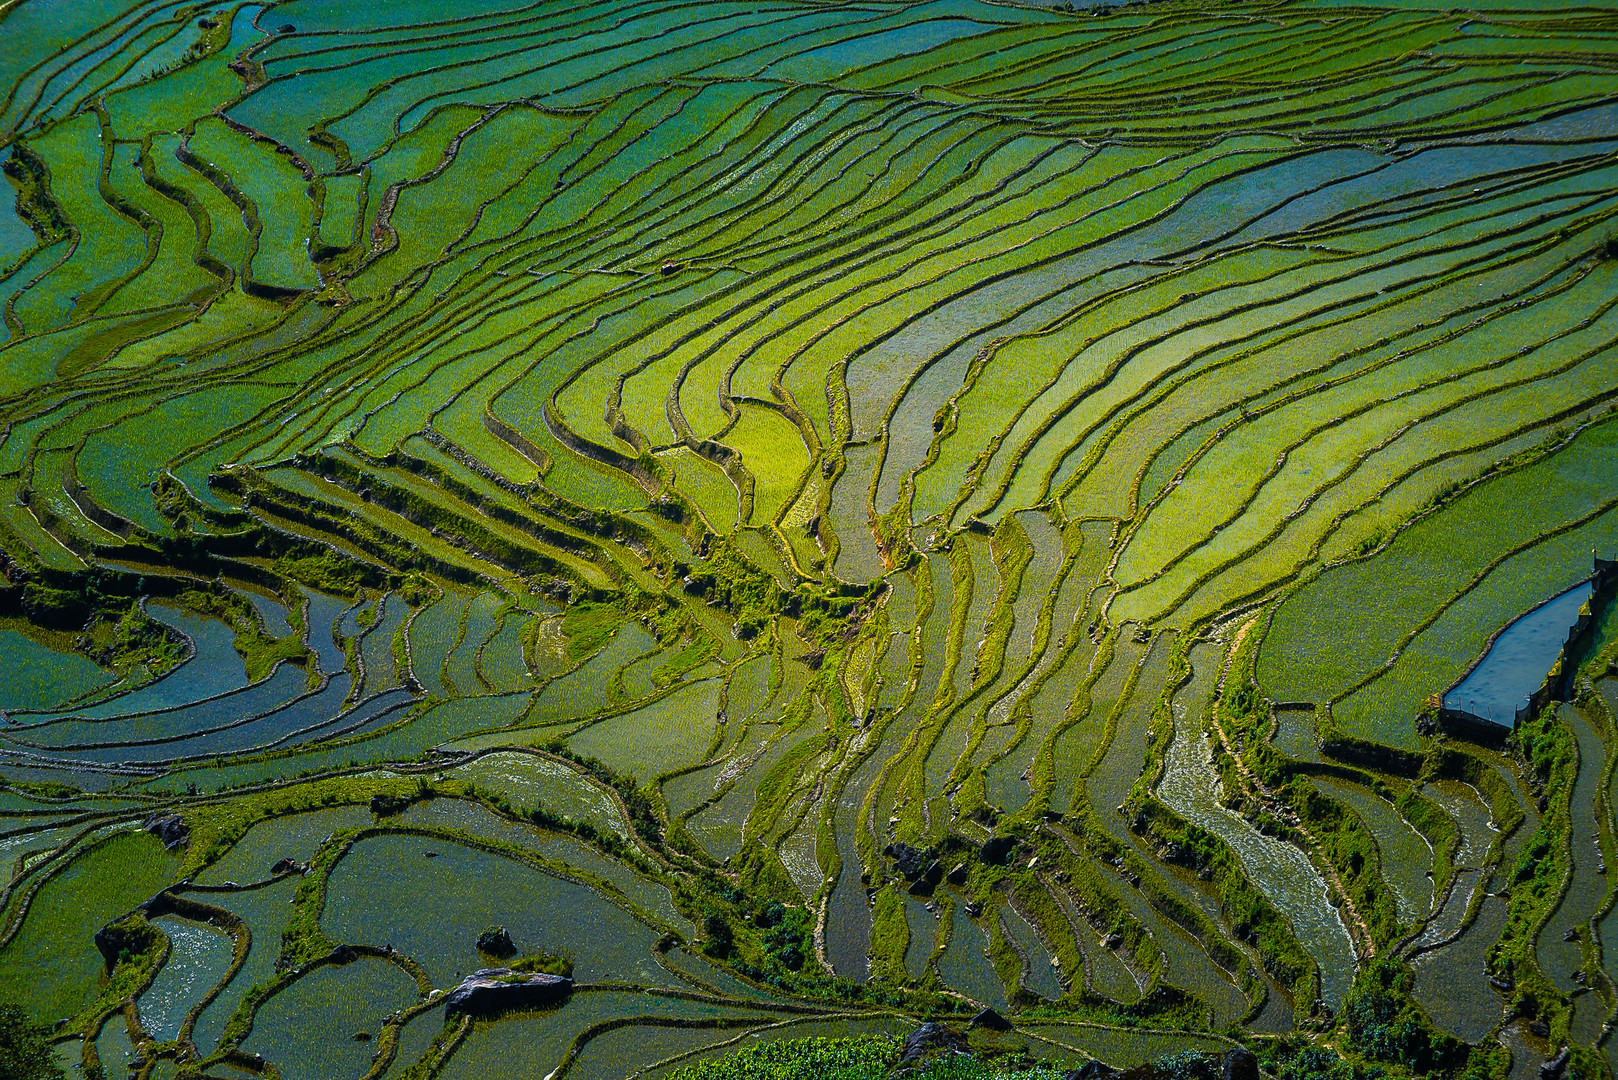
[[4, 0, 1618, 1077]]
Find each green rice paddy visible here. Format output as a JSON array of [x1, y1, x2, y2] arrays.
[[4, 1, 1618, 1077]]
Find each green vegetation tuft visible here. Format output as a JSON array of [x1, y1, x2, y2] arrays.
[[0, 1001, 64, 1080]]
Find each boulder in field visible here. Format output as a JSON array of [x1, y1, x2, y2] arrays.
[[894, 1022, 969, 1074], [885, 842, 933, 879], [442, 969, 572, 1015]]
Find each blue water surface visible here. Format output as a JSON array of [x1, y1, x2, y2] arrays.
[[1445, 580, 1594, 723]]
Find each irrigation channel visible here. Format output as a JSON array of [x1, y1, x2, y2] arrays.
[[4, 1, 1618, 1078]]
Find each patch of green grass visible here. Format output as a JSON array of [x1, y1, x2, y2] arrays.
[[1284, 781, 1404, 949], [664, 1036, 1075, 1080], [78, 601, 186, 676], [175, 587, 310, 682], [272, 550, 370, 597], [1486, 706, 1577, 1045], [868, 886, 911, 985]]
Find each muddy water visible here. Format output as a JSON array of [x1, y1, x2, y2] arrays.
[[1002, 903, 1064, 1001], [1271, 706, 1322, 762], [137, 918, 234, 1042], [903, 893, 939, 981], [1411, 895, 1508, 1043], [936, 900, 1007, 1008], [825, 723, 904, 980]]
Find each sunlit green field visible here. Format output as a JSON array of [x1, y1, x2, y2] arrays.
[[3, 0, 1618, 1077]]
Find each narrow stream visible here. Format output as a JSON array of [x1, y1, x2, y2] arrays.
[[1158, 646, 1358, 1008]]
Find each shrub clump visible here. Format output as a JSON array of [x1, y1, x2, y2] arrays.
[[1340, 959, 1467, 1076], [0, 1001, 63, 1080]]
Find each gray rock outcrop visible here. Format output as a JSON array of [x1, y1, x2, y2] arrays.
[[442, 968, 572, 1015]]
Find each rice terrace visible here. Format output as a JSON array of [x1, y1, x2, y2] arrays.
[[4, 0, 1618, 1077]]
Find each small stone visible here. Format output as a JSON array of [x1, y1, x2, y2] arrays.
[[1221, 1047, 1260, 1080], [980, 836, 1015, 865], [1062, 1063, 1114, 1080], [477, 926, 516, 958], [969, 1007, 1012, 1031]]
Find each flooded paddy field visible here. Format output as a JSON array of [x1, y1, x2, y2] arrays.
[[4, 0, 1618, 1077]]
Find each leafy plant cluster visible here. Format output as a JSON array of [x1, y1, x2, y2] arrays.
[[13, 568, 140, 629], [509, 952, 574, 978], [675, 865, 925, 1007], [1339, 959, 1469, 1077], [272, 549, 370, 596], [675, 536, 787, 640], [1258, 1042, 1389, 1080], [696, 881, 810, 977], [0, 1001, 63, 1080]]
